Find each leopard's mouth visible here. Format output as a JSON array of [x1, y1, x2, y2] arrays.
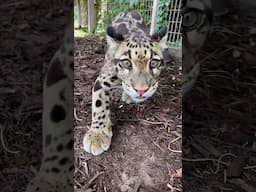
[[122, 82, 158, 103]]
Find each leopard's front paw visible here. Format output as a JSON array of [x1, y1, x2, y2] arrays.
[[83, 125, 113, 156]]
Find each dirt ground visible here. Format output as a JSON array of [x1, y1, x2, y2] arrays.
[[183, 13, 256, 191], [0, 2, 71, 192], [74, 37, 182, 192]]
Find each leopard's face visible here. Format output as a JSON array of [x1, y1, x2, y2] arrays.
[[106, 27, 168, 102]]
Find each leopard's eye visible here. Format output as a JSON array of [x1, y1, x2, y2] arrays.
[[120, 59, 132, 69], [150, 59, 162, 68], [183, 10, 199, 28]]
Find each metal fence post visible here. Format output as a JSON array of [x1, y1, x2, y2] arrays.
[[77, 0, 82, 28], [150, 0, 159, 35]]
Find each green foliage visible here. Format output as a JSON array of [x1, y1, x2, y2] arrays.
[[156, 0, 170, 31]]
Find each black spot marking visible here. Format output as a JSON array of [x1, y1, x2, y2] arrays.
[[51, 167, 60, 173], [50, 105, 66, 123], [103, 81, 111, 87], [102, 114, 106, 119], [93, 80, 102, 92], [106, 106, 109, 110], [59, 157, 69, 165], [144, 50, 147, 55], [59, 88, 66, 101], [45, 155, 58, 162], [96, 100, 102, 107], [45, 134, 52, 147], [70, 61, 74, 71], [99, 122, 103, 126], [57, 144, 63, 152], [69, 165, 74, 171], [68, 50, 74, 56], [136, 22, 148, 33], [127, 50, 131, 59], [66, 140, 73, 150], [115, 18, 124, 23], [150, 49, 154, 59], [46, 58, 67, 86], [131, 11, 141, 20], [116, 23, 129, 35], [105, 92, 110, 96], [106, 26, 124, 41], [36, 187, 40, 191], [51, 155, 58, 161], [93, 112, 96, 117], [111, 76, 118, 82], [144, 45, 150, 49]]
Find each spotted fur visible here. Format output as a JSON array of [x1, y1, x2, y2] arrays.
[[182, 0, 213, 95], [25, 13, 74, 192], [83, 11, 170, 156]]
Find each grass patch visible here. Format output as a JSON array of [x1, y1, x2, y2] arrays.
[[74, 19, 89, 37]]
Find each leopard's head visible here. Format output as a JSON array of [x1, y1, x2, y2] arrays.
[[106, 26, 169, 103]]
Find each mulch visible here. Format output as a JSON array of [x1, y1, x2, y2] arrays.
[[74, 36, 182, 192], [183, 13, 256, 192], [0, 2, 71, 192]]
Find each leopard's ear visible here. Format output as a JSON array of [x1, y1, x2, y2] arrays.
[[151, 26, 168, 50], [106, 26, 124, 49]]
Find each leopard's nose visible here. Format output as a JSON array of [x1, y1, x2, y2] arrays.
[[134, 86, 149, 95]]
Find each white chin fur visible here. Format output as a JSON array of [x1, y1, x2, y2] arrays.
[[122, 82, 158, 103]]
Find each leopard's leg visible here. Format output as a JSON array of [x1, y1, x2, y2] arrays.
[[25, 17, 74, 192], [83, 69, 120, 156]]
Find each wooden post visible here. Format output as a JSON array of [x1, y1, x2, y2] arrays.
[[77, 0, 82, 28], [88, 0, 95, 32], [150, 0, 159, 35]]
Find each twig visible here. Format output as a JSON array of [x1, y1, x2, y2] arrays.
[[0, 124, 20, 154], [83, 171, 104, 189], [168, 147, 182, 153], [152, 140, 165, 152], [213, 153, 237, 174], [74, 178, 83, 188], [74, 108, 83, 122], [183, 157, 229, 166], [229, 179, 256, 192], [140, 119, 167, 125], [244, 165, 256, 170]]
